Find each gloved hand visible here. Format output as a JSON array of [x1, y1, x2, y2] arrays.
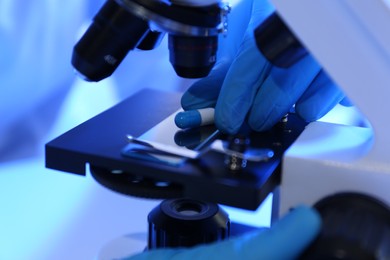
[[125, 205, 321, 260], [179, 0, 349, 134]]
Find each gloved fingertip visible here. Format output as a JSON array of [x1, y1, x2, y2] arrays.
[[293, 205, 322, 239], [282, 205, 322, 242], [249, 119, 273, 132], [295, 107, 321, 123], [181, 61, 231, 110], [215, 111, 242, 135], [180, 90, 199, 110], [242, 205, 321, 259], [340, 96, 354, 107], [181, 81, 220, 111], [285, 205, 322, 231], [295, 100, 338, 123], [215, 121, 240, 135], [248, 110, 281, 132]]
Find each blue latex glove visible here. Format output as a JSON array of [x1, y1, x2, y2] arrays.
[[125, 205, 321, 260], [180, 0, 348, 134]]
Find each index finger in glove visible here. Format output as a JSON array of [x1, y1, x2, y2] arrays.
[[295, 69, 346, 122], [181, 60, 231, 110], [247, 54, 322, 131], [214, 33, 271, 134]]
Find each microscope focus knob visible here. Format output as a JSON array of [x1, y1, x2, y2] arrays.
[[148, 198, 230, 249], [302, 193, 390, 260]]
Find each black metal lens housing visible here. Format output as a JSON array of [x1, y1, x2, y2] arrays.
[[72, 0, 149, 82], [72, 0, 226, 81], [137, 31, 166, 50], [148, 198, 230, 249], [168, 35, 218, 78]]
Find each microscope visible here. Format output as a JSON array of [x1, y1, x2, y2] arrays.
[[46, 0, 390, 258]]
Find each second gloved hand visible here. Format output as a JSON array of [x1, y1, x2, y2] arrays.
[[124, 205, 321, 260], [180, 0, 348, 134]]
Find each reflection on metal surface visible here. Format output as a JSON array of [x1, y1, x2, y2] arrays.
[[122, 110, 274, 166], [211, 140, 274, 162], [122, 110, 219, 166]]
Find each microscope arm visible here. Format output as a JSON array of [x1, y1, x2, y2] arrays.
[[269, 1, 390, 257]]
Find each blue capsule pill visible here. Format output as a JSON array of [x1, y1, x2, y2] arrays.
[[175, 108, 215, 129]]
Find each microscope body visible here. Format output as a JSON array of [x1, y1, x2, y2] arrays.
[[273, 0, 390, 215], [273, 1, 390, 256]]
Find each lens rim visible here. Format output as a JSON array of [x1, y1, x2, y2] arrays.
[[161, 198, 217, 220], [116, 0, 228, 36]]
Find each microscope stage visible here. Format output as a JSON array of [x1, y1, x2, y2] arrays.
[[45, 88, 305, 210]]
